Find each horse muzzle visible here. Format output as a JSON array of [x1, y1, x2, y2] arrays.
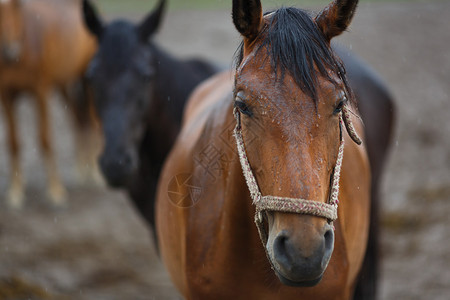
[[99, 148, 137, 188], [267, 222, 335, 287], [1, 43, 22, 63]]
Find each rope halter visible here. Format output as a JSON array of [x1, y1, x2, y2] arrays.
[[233, 103, 362, 246]]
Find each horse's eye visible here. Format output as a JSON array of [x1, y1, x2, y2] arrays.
[[234, 91, 252, 116], [234, 99, 252, 116], [334, 95, 347, 114]]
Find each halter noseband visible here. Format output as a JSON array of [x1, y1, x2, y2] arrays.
[[233, 101, 362, 246]]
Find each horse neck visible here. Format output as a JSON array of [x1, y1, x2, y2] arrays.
[[150, 44, 209, 123], [139, 46, 189, 161], [142, 44, 216, 165]]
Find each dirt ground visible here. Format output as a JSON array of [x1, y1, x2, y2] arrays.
[[1, 1, 449, 299]]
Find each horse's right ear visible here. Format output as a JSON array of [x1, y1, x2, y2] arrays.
[[138, 0, 166, 42], [82, 0, 104, 38], [232, 0, 263, 42]]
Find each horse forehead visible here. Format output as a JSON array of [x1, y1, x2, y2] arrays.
[[238, 63, 335, 100], [102, 21, 140, 49], [98, 24, 148, 70]]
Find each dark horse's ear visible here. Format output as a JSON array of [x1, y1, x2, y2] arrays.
[[315, 0, 358, 42], [82, 0, 104, 38], [138, 0, 166, 42], [232, 0, 263, 42]]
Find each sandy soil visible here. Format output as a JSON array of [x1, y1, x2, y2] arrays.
[[1, 1, 449, 299]]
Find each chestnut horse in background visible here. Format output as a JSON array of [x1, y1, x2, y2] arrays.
[[156, 0, 393, 299], [0, 0, 97, 208], [82, 0, 218, 235]]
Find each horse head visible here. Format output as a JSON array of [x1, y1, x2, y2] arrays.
[[232, 0, 360, 287], [82, 0, 166, 187], [0, 0, 25, 63]]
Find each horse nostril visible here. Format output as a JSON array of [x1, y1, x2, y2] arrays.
[[273, 232, 292, 267], [323, 228, 334, 252], [322, 227, 335, 269], [122, 153, 132, 168]]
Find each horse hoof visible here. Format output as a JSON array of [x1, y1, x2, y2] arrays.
[[5, 188, 25, 210], [74, 163, 105, 187], [48, 186, 68, 208], [85, 165, 105, 187]]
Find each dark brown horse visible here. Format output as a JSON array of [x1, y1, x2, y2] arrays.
[[0, 0, 97, 208], [82, 0, 218, 232], [156, 0, 394, 299]]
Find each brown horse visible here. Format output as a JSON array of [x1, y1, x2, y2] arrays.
[[0, 0, 97, 208], [156, 0, 393, 299]]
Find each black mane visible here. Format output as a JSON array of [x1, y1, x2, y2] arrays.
[[235, 7, 352, 102]]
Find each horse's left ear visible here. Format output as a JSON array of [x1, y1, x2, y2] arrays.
[[138, 0, 166, 42], [82, 0, 104, 38], [315, 0, 358, 42], [232, 0, 263, 42]]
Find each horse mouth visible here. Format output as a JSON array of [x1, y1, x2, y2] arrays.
[[274, 269, 324, 287]]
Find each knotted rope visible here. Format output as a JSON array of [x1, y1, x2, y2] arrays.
[[233, 103, 361, 246]]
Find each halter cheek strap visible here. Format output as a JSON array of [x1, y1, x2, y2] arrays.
[[233, 105, 361, 246]]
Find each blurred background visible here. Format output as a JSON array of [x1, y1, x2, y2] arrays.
[[0, 0, 449, 299]]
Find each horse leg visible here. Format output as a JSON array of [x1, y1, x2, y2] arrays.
[[35, 87, 67, 206], [79, 80, 103, 185], [1, 90, 24, 209], [61, 83, 103, 185]]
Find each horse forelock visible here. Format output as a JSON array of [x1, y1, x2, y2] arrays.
[[234, 7, 353, 103]]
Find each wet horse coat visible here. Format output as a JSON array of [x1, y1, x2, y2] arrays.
[[156, 0, 393, 299]]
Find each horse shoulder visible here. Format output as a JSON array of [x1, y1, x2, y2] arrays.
[[337, 113, 372, 286], [157, 70, 235, 295]]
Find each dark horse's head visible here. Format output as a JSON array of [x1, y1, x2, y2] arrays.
[[82, 0, 165, 187], [232, 0, 359, 287]]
